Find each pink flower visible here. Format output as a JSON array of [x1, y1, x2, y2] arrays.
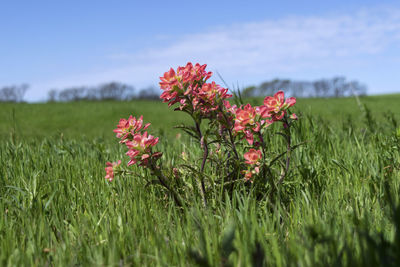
[[199, 82, 231, 101], [192, 82, 232, 115], [243, 170, 253, 181], [184, 62, 212, 83], [113, 115, 150, 141], [104, 160, 121, 182], [231, 104, 272, 145], [159, 68, 179, 90], [255, 105, 271, 119], [242, 149, 262, 182], [224, 100, 238, 114], [244, 130, 254, 146], [159, 62, 212, 108], [234, 104, 271, 132], [126, 132, 159, 151], [125, 132, 161, 167], [263, 91, 296, 121], [244, 149, 262, 165], [242, 167, 259, 182], [234, 104, 257, 132]]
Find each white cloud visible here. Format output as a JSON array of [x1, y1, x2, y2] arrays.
[[28, 7, 400, 101]]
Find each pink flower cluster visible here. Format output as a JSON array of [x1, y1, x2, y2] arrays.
[[222, 91, 297, 180], [159, 62, 231, 115], [242, 149, 262, 181], [105, 116, 162, 180], [192, 81, 231, 114], [125, 132, 161, 166], [263, 91, 296, 121], [104, 160, 121, 182], [226, 91, 297, 146], [232, 103, 271, 145], [105, 63, 301, 186], [113, 115, 150, 142]]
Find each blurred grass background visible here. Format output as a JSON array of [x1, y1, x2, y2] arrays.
[[0, 94, 399, 139]]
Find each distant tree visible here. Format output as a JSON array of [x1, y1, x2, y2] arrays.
[[58, 87, 87, 102], [84, 88, 98, 101], [48, 82, 137, 102], [313, 80, 330, 97], [0, 84, 29, 102], [297, 81, 311, 97], [138, 86, 159, 100], [258, 79, 291, 96], [47, 89, 58, 102], [332, 77, 346, 97], [97, 82, 136, 100], [347, 81, 367, 96], [123, 84, 136, 100], [99, 82, 123, 100], [248, 77, 367, 98]]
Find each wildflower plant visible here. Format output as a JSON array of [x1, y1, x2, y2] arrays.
[[105, 62, 301, 207]]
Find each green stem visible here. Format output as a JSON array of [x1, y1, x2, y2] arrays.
[[218, 105, 239, 160], [195, 121, 208, 207], [277, 118, 292, 185], [150, 160, 183, 207]]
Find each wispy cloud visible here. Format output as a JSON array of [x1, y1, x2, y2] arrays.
[[29, 7, 400, 100]]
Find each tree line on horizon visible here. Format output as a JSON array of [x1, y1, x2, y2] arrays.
[[0, 76, 367, 103], [0, 82, 160, 103], [0, 84, 29, 102], [242, 76, 367, 98], [47, 82, 159, 102]]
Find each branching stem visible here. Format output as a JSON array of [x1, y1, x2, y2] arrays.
[[149, 160, 183, 207], [218, 105, 239, 160]]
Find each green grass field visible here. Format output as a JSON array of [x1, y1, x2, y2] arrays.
[[1, 94, 400, 266], [1, 94, 399, 139]]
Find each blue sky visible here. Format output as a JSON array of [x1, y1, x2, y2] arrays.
[[1, 0, 400, 101]]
